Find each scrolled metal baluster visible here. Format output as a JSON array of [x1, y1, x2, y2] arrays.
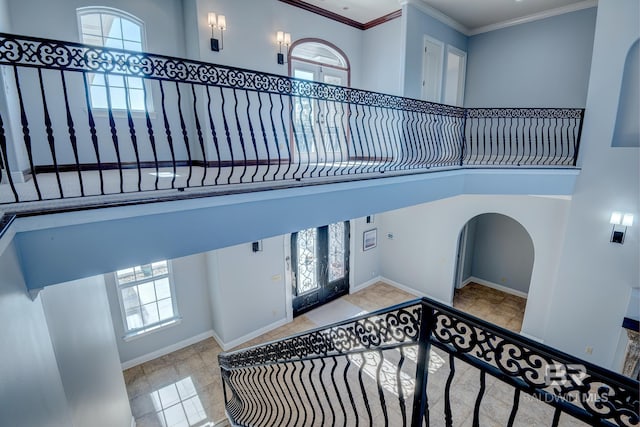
[[243, 90, 259, 183], [289, 95, 304, 180], [278, 94, 293, 180], [356, 353, 373, 427], [14, 66, 42, 200], [158, 80, 177, 189], [37, 68, 63, 198], [257, 92, 271, 182], [218, 87, 235, 184], [175, 82, 193, 188], [329, 356, 347, 427], [103, 72, 124, 194], [123, 77, 142, 192], [81, 72, 104, 194], [329, 99, 343, 177], [382, 107, 397, 172], [60, 71, 84, 196], [315, 99, 329, 177], [190, 84, 207, 187], [443, 352, 455, 427], [506, 388, 520, 427], [472, 370, 486, 427], [336, 100, 350, 176], [309, 359, 325, 427], [551, 406, 562, 427], [205, 86, 222, 185], [343, 355, 359, 427], [141, 78, 159, 191], [0, 111, 19, 202], [375, 350, 390, 427]]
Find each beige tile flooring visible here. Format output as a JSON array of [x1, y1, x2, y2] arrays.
[[124, 282, 586, 427], [453, 282, 527, 333], [124, 282, 415, 426]]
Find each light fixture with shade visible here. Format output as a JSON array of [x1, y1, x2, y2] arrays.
[[208, 12, 226, 51], [276, 30, 291, 64], [610, 211, 634, 244]]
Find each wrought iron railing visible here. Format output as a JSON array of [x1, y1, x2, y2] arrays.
[[0, 33, 584, 205], [219, 298, 639, 427]]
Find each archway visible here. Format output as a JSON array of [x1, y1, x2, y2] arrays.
[[452, 213, 534, 332]]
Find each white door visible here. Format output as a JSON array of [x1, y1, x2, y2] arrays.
[[422, 36, 444, 103], [292, 60, 348, 164]]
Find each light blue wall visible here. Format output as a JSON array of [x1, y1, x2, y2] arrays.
[[464, 8, 597, 107], [470, 213, 534, 294], [104, 253, 213, 364], [41, 276, 132, 427], [12, 168, 579, 290], [0, 243, 73, 427], [461, 218, 476, 283], [362, 18, 403, 96], [402, 3, 468, 99], [612, 39, 639, 147], [0, 0, 10, 31]]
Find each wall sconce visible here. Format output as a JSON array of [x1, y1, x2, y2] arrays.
[[276, 30, 291, 65], [610, 212, 634, 244], [208, 12, 226, 51]]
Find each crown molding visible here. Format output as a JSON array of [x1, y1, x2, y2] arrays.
[[278, 0, 401, 31], [468, 0, 598, 36], [399, 0, 470, 35]]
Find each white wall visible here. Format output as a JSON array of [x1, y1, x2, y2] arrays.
[[351, 217, 382, 289], [464, 8, 597, 107], [0, 242, 73, 427], [545, 0, 640, 368], [104, 253, 213, 365], [361, 19, 403, 95], [378, 194, 570, 340], [41, 276, 131, 427], [469, 213, 534, 294], [206, 236, 287, 348]]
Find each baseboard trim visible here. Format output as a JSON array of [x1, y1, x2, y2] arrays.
[[520, 331, 544, 343], [350, 276, 383, 293], [379, 276, 452, 306], [212, 317, 289, 351], [461, 276, 528, 299], [120, 330, 214, 370]]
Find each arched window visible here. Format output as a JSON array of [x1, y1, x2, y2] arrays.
[[77, 7, 148, 111], [289, 39, 350, 87]]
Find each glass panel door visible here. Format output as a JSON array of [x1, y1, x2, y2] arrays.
[[291, 221, 350, 316]]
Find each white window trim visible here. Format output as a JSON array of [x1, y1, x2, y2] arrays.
[[444, 45, 467, 107], [76, 7, 154, 114], [115, 261, 181, 340]]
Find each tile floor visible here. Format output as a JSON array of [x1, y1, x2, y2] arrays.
[[124, 282, 587, 427], [452, 282, 527, 332], [124, 282, 415, 427]]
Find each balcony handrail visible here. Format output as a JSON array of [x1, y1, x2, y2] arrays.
[[219, 297, 639, 427], [0, 32, 585, 209]]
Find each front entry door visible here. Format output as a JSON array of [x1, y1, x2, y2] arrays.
[[291, 221, 350, 316]]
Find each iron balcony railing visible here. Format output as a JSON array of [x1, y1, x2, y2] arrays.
[[218, 298, 639, 427], [0, 33, 585, 206]]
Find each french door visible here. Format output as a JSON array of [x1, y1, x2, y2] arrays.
[[291, 221, 350, 316], [292, 61, 348, 164]]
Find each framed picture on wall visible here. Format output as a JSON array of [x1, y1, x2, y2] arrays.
[[363, 229, 377, 251]]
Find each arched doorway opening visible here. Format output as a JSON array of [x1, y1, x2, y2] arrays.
[[452, 213, 534, 332]]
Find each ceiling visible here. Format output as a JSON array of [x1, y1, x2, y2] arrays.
[[297, 0, 593, 32]]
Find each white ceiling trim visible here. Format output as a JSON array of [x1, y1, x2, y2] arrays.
[[400, 0, 597, 37], [399, 0, 470, 35], [468, 0, 598, 36]]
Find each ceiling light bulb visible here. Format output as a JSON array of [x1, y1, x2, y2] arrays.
[[217, 15, 226, 30], [276, 31, 284, 44], [284, 33, 291, 46], [622, 214, 634, 227]]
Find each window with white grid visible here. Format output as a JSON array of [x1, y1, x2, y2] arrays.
[[77, 7, 149, 111], [115, 260, 179, 336]]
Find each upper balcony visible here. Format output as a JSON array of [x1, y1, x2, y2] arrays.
[[0, 32, 584, 221]]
